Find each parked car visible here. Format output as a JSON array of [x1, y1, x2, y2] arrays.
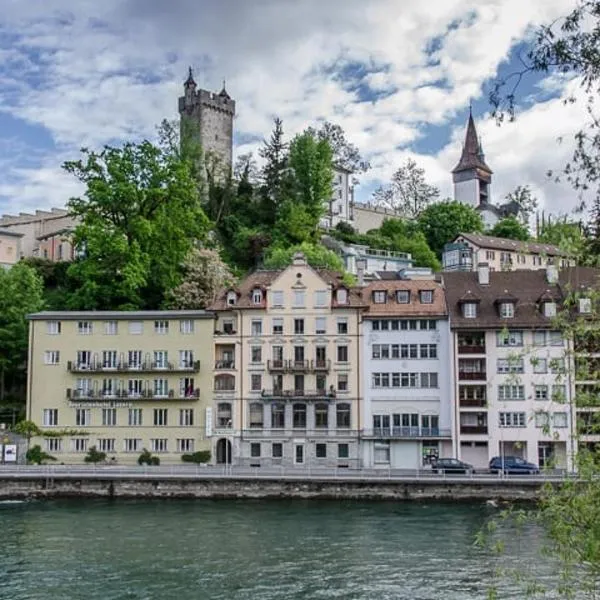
[[489, 456, 540, 475], [431, 458, 473, 474]]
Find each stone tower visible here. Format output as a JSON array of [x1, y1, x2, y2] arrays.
[[178, 67, 235, 180], [452, 110, 493, 208]]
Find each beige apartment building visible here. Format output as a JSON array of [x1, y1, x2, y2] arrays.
[[26, 311, 214, 464], [209, 253, 364, 467]]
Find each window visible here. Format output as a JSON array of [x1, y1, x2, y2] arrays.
[[251, 320, 262, 336], [338, 443, 350, 459], [177, 439, 194, 453], [292, 403, 306, 428], [180, 319, 194, 334], [337, 373, 348, 391], [43, 409, 58, 426], [535, 412, 550, 428], [316, 443, 327, 458], [44, 350, 60, 365], [154, 351, 168, 369], [550, 358, 565, 374], [315, 317, 326, 335], [579, 298, 592, 314], [128, 350, 142, 369], [535, 385, 549, 400], [179, 409, 194, 426], [552, 385, 567, 402], [101, 380, 116, 399], [45, 438, 62, 453], [71, 438, 88, 453], [75, 409, 90, 427], [497, 358, 524, 374], [251, 374, 262, 391], [548, 331, 564, 346], [272, 318, 284, 335], [337, 345, 348, 363], [154, 408, 168, 426], [78, 321, 92, 335], [532, 358, 548, 374], [553, 412, 568, 428], [293, 290, 306, 308], [271, 403, 285, 428], [419, 344, 437, 359], [217, 403, 232, 428], [500, 302, 515, 318], [46, 321, 61, 335], [315, 403, 329, 428], [419, 290, 433, 304], [214, 374, 235, 391], [420, 373, 438, 388], [463, 303, 477, 319], [128, 408, 143, 426], [104, 321, 118, 335], [396, 290, 410, 304], [249, 402, 263, 428], [315, 290, 328, 307], [251, 347, 262, 363], [337, 318, 348, 335], [336, 289, 348, 304], [151, 439, 168, 453], [226, 291, 237, 306], [486, 251, 495, 260], [272, 290, 284, 307], [336, 403, 351, 428], [98, 439, 115, 453], [272, 442, 283, 458], [294, 319, 304, 335], [180, 377, 195, 398], [498, 385, 525, 401], [250, 443, 261, 458], [252, 288, 263, 304], [543, 302, 557, 318], [103, 350, 117, 369], [101, 408, 116, 427], [155, 320, 169, 334], [179, 350, 194, 369], [496, 331, 523, 346], [129, 321, 143, 335], [499, 412, 526, 427], [533, 331, 547, 346], [373, 290, 387, 304]]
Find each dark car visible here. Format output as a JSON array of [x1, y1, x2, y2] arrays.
[[431, 458, 473, 474], [489, 456, 540, 475]]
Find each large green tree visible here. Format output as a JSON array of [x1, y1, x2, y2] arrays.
[[488, 215, 530, 241], [263, 241, 345, 271], [417, 201, 484, 257], [538, 218, 588, 263], [64, 141, 210, 310], [0, 263, 44, 402]]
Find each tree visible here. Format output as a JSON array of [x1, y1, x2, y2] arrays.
[[64, 141, 210, 310], [417, 201, 484, 257], [488, 216, 530, 241], [84, 445, 107, 464], [372, 159, 439, 219], [538, 218, 588, 262], [138, 448, 160, 466], [13, 420, 42, 440], [490, 1, 600, 207], [0, 263, 44, 402], [263, 242, 345, 271], [504, 185, 538, 223], [164, 247, 236, 309], [259, 117, 289, 224], [25, 445, 56, 465]]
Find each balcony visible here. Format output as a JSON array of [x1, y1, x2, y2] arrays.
[[66, 388, 200, 401], [460, 425, 488, 435], [361, 428, 452, 439], [288, 359, 310, 372], [459, 397, 487, 408], [67, 360, 200, 374], [267, 360, 286, 372], [458, 370, 487, 381], [214, 359, 235, 370], [458, 344, 486, 355], [312, 359, 331, 372], [260, 388, 336, 401]]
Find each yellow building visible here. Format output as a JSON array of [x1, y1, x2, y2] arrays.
[[209, 253, 365, 467], [26, 311, 214, 464]]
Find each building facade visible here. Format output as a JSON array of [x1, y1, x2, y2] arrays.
[[320, 166, 354, 229], [26, 311, 214, 463], [0, 229, 23, 268], [443, 233, 573, 272], [36, 228, 76, 262], [209, 253, 364, 467], [360, 278, 453, 468], [444, 266, 576, 471]]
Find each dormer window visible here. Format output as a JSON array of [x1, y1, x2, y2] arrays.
[[396, 290, 410, 304], [336, 289, 348, 305], [373, 291, 387, 304], [500, 302, 515, 319], [252, 288, 263, 305], [543, 301, 557, 318], [579, 298, 592, 314], [419, 290, 433, 304], [226, 291, 237, 306], [463, 302, 477, 319]]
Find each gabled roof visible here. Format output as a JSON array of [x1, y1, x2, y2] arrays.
[[361, 280, 447, 317], [452, 113, 492, 174], [455, 232, 569, 257]]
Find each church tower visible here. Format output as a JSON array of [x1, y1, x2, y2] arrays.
[[452, 110, 492, 208], [178, 67, 236, 180]]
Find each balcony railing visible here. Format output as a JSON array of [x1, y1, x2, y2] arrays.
[[361, 428, 452, 439], [459, 397, 487, 408], [460, 425, 488, 435], [458, 371, 487, 381], [267, 360, 286, 372], [288, 359, 310, 372], [457, 345, 486, 354], [241, 428, 360, 439], [214, 328, 237, 336], [261, 389, 337, 400], [66, 388, 200, 401], [68, 360, 200, 374], [214, 359, 235, 370], [267, 359, 330, 372], [312, 359, 331, 371]]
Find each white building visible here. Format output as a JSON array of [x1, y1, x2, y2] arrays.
[[360, 277, 454, 468], [321, 166, 354, 229]]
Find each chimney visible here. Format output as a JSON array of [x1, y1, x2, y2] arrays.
[[477, 262, 489, 285], [356, 258, 366, 287], [546, 264, 558, 284]]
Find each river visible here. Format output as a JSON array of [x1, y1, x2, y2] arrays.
[[0, 499, 557, 599]]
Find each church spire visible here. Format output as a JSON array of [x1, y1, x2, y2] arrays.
[[452, 110, 492, 175]]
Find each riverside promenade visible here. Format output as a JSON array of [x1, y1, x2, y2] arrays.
[[0, 465, 569, 501]]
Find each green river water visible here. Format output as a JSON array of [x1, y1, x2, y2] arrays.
[[0, 499, 556, 599]]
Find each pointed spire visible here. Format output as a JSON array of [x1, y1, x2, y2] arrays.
[[218, 78, 231, 100], [184, 66, 196, 88], [452, 109, 492, 174]]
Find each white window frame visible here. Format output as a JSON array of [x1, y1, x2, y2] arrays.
[[77, 321, 93, 335], [46, 321, 61, 335], [44, 350, 60, 365], [151, 438, 168, 453], [179, 408, 194, 427], [154, 320, 169, 335], [500, 302, 515, 318], [293, 290, 306, 308], [373, 290, 387, 304], [419, 290, 433, 304], [463, 303, 477, 319], [271, 290, 284, 307], [43, 409, 58, 427], [180, 319, 194, 334], [314, 290, 328, 307], [104, 320, 118, 335], [128, 321, 143, 335]]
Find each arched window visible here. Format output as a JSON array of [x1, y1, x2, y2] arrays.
[[214, 374, 235, 391], [315, 403, 329, 429], [336, 403, 351, 429], [252, 288, 263, 304], [293, 403, 306, 429]]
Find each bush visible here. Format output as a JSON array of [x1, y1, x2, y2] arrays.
[[26, 444, 56, 465], [138, 448, 160, 466], [84, 445, 107, 464], [181, 450, 211, 464]]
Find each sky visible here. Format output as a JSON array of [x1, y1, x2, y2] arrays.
[[0, 0, 591, 218]]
